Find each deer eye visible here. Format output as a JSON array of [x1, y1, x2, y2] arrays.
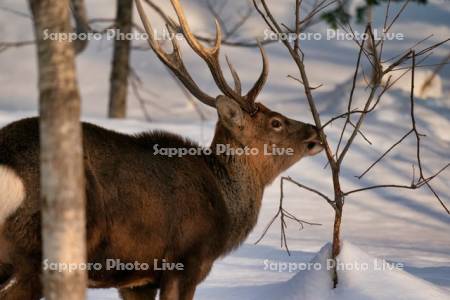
[[271, 119, 283, 130]]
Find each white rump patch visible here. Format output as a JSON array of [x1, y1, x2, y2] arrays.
[[0, 277, 16, 293], [0, 166, 25, 225]]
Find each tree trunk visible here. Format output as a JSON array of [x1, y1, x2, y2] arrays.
[[71, 0, 90, 54], [331, 202, 343, 287], [29, 0, 87, 299], [330, 169, 343, 288], [108, 0, 133, 118]]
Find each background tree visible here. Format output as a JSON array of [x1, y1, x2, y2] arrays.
[[71, 0, 90, 55], [108, 0, 133, 119], [28, 0, 87, 298], [321, 0, 428, 27]]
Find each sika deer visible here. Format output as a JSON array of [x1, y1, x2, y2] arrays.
[[0, 0, 323, 299]]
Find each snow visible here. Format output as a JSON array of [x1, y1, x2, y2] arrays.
[[196, 242, 449, 300], [0, 0, 449, 299], [381, 65, 443, 99], [332, 242, 449, 300]]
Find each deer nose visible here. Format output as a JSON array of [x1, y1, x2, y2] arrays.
[[304, 124, 324, 154]]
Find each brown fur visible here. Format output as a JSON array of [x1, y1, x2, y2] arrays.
[[0, 101, 321, 300]]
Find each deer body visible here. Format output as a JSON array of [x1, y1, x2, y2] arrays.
[[0, 110, 320, 300]]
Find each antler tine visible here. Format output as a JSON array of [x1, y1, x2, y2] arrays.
[[245, 42, 269, 104], [135, 0, 216, 108], [170, 0, 247, 105], [226, 55, 242, 95]]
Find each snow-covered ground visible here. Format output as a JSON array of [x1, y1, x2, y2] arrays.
[[0, 0, 449, 299]]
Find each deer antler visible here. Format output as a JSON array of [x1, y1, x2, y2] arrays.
[[135, 0, 216, 108], [135, 0, 269, 114]]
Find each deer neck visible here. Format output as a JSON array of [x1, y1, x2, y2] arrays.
[[208, 125, 266, 250]]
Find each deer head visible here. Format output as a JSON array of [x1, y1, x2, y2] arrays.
[[136, 0, 323, 184]]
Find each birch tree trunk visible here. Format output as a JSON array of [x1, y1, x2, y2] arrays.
[[28, 0, 87, 299], [108, 0, 133, 118]]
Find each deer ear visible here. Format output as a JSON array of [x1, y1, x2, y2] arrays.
[[217, 96, 244, 131]]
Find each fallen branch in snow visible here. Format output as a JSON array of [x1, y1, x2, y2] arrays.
[[253, 0, 449, 288]]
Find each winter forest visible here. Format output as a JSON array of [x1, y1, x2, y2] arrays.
[[0, 0, 449, 299]]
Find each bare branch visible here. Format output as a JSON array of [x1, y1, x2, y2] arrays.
[[344, 164, 450, 201], [410, 51, 425, 180], [384, 0, 411, 34], [335, 27, 368, 159], [383, 39, 450, 75], [255, 177, 322, 255], [337, 85, 378, 164], [287, 75, 323, 90], [167, 70, 208, 122], [0, 40, 35, 53], [348, 120, 372, 145], [426, 182, 450, 214], [129, 68, 172, 120], [284, 176, 335, 208], [382, 34, 433, 64], [144, 0, 276, 48], [0, 5, 31, 18], [346, 51, 450, 214], [253, 0, 450, 288], [357, 129, 413, 179]]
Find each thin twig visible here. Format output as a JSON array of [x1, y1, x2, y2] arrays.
[[357, 129, 413, 179], [0, 40, 35, 53], [255, 177, 322, 255], [335, 27, 368, 159], [144, 0, 276, 48], [345, 164, 450, 198]]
